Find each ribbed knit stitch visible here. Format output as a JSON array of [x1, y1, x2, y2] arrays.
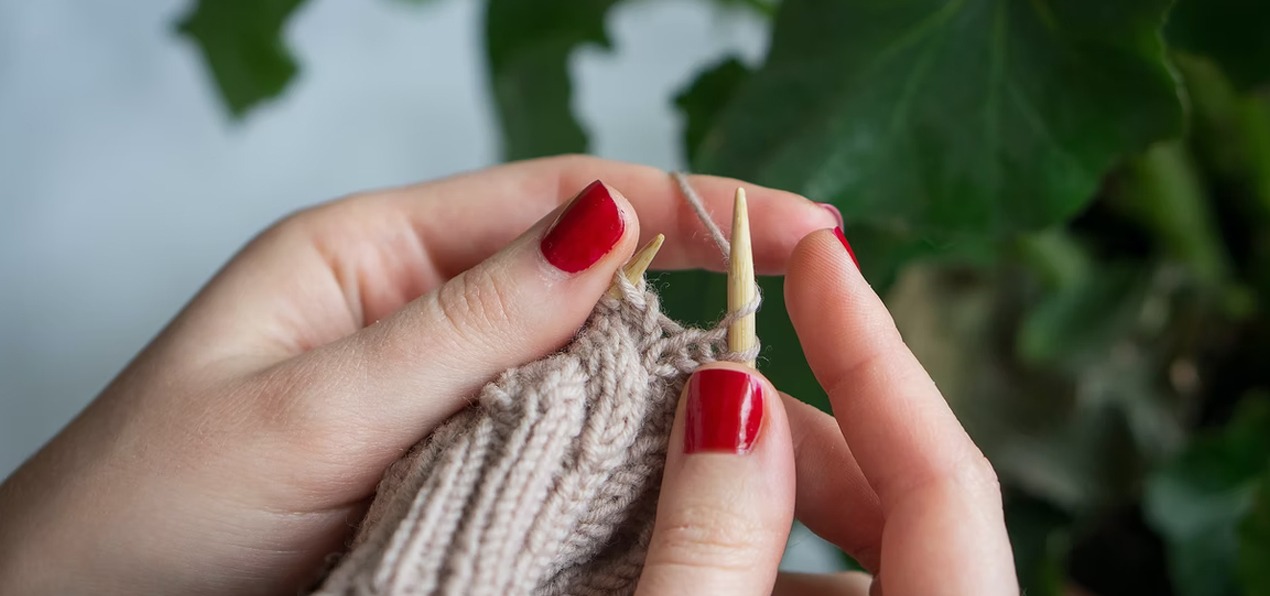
[[316, 271, 758, 596]]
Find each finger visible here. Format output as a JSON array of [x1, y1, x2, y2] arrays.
[[175, 157, 837, 368], [637, 364, 794, 596], [268, 180, 640, 476], [782, 393, 884, 572], [384, 155, 836, 277], [785, 229, 1017, 594], [772, 571, 873, 596]]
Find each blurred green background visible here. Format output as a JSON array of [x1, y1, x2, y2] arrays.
[[178, 0, 1270, 594]]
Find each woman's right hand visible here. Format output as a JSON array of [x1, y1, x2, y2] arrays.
[[636, 229, 1018, 595]]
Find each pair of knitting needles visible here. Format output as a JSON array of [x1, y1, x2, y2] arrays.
[[608, 188, 757, 368]]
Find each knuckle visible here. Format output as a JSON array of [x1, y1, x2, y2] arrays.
[[433, 266, 518, 343], [251, 208, 315, 249], [275, 196, 347, 230], [647, 503, 778, 573], [821, 324, 907, 400], [245, 358, 377, 452], [955, 449, 1003, 503], [205, 363, 380, 498], [540, 153, 601, 171], [975, 454, 1002, 493], [240, 359, 328, 432], [255, 193, 370, 247], [276, 190, 383, 228]]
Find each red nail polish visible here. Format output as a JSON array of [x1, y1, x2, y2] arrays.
[[820, 202, 844, 229], [684, 369, 764, 454], [541, 180, 625, 273], [833, 226, 860, 269]]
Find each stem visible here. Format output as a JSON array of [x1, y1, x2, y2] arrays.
[[1015, 230, 1089, 291], [1236, 95, 1270, 219], [1115, 141, 1231, 287]]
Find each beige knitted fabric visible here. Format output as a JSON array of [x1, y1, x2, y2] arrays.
[[315, 272, 758, 596]]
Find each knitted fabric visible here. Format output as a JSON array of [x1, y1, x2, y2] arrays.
[[315, 272, 757, 596]]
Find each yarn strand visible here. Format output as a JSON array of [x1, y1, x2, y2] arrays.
[[671, 172, 730, 261]]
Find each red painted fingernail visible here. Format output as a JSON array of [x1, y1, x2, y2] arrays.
[[834, 226, 860, 269], [541, 180, 625, 273], [684, 369, 764, 454], [820, 202, 844, 229]]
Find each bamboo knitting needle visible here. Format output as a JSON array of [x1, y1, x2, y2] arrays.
[[607, 233, 665, 298], [728, 188, 757, 367]]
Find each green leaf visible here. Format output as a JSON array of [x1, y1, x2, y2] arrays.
[[1145, 395, 1270, 596], [1016, 262, 1147, 366], [1111, 141, 1233, 288], [1175, 54, 1270, 223], [1173, 56, 1270, 312], [1013, 232, 1157, 368], [1167, 0, 1270, 91], [675, 57, 752, 164], [484, 0, 622, 160], [710, 0, 780, 18], [176, 0, 307, 118], [889, 261, 1184, 512], [1240, 465, 1270, 596], [692, 0, 1184, 236], [651, 270, 728, 329], [838, 225, 924, 290]]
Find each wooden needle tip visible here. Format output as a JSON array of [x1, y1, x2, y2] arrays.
[[608, 233, 665, 298], [727, 188, 757, 367]]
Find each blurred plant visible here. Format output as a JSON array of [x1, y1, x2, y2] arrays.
[[175, 0, 1270, 593]]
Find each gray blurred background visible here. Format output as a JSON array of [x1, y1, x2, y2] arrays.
[[0, 0, 838, 572]]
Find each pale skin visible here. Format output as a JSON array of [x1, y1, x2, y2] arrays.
[[0, 156, 1017, 595]]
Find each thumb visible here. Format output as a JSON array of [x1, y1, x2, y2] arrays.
[[276, 180, 640, 453], [637, 364, 795, 596]]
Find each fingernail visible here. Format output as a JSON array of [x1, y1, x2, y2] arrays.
[[833, 226, 861, 269], [684, 368, 764, 454], [820, 202, 844, 229], [541, 180, 626, 273]]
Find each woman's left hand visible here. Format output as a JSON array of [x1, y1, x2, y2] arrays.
[[0, 156, 836, 595]]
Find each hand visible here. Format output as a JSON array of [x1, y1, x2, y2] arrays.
[[635, 230, 1018, 594], [0, 156, 836, 595]]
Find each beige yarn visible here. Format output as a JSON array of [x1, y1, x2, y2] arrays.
[[315, 269, 760, 595]]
